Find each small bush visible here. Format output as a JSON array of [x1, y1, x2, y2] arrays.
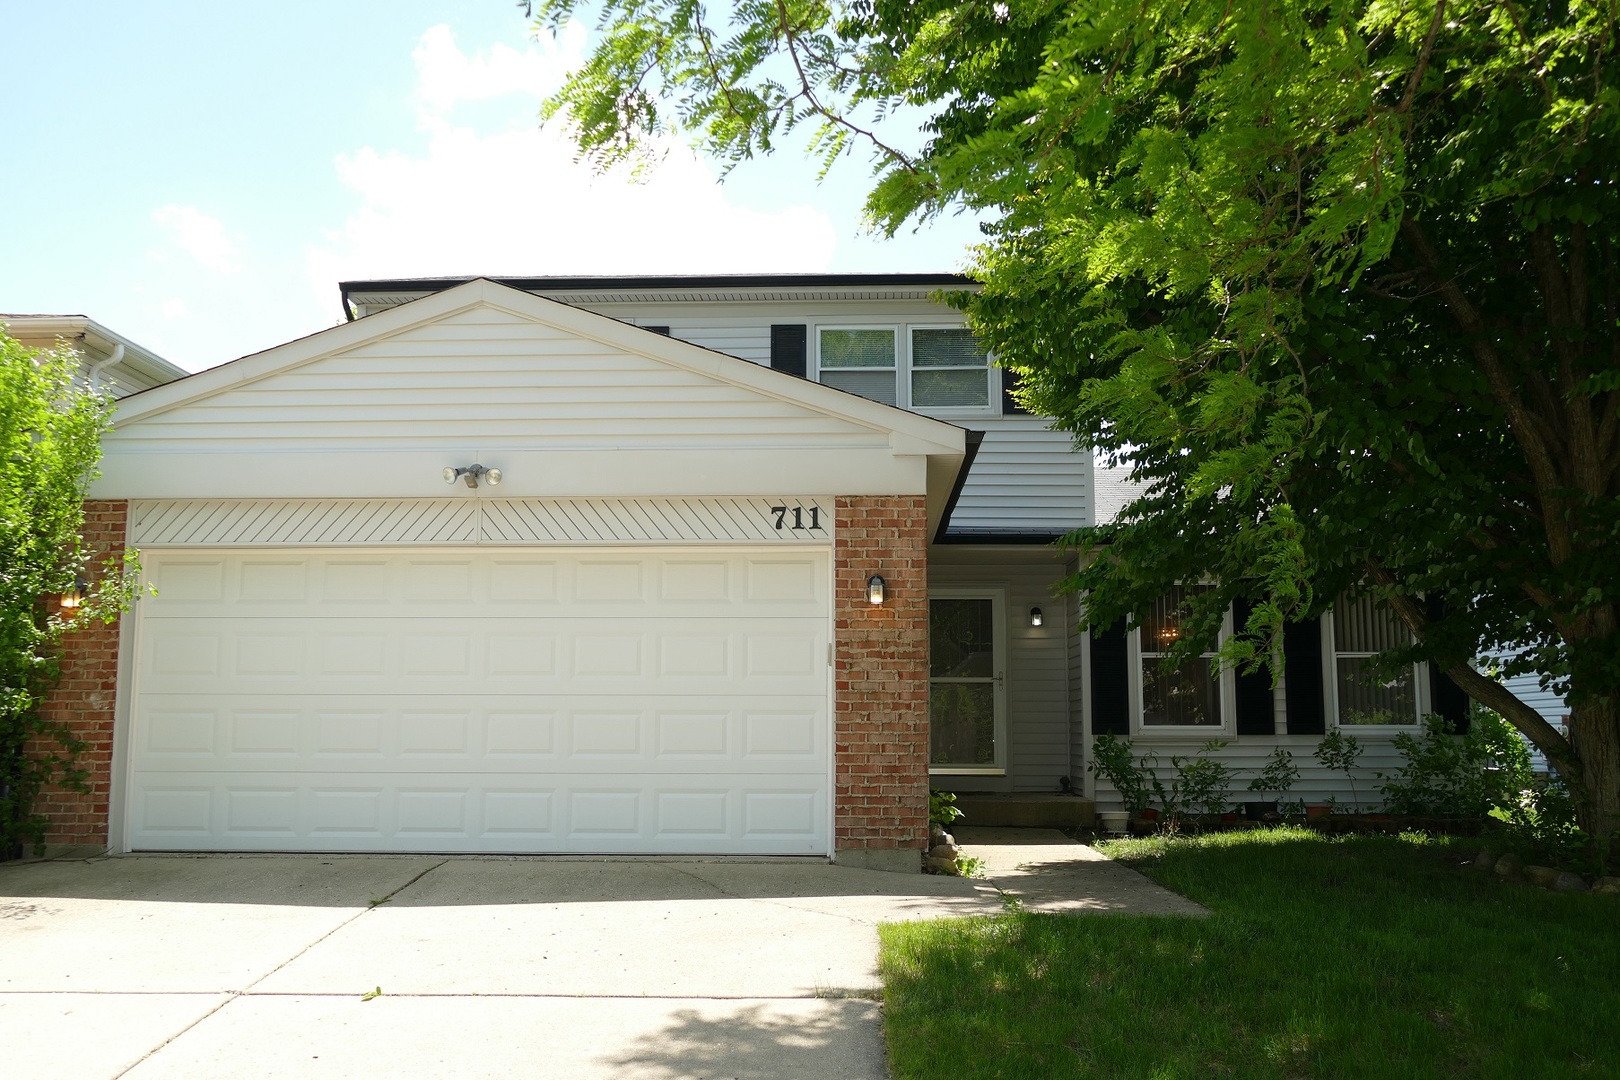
[[1089, 734, 1154, 814], [1379, 711, 1530, 819], [1314, 728, 1365, 810], [929, 789, 963, 828], [1166, 740, 1237, 819], [1492, 782, 1591, 870]]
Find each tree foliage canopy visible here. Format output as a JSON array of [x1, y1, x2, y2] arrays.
[[535, 0, 1620, 840], [0, 330, 124, 853]]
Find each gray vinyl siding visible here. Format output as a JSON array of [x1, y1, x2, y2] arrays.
[[930, 558, 1072, 794], [1068, 589, 1089, 789], [1088, 733, 1413, 816], [947, 419, 1089, 534], [574, 299, 1091, 533]]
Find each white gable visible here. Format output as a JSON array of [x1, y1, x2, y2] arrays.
[[94, 281, 964, 516]]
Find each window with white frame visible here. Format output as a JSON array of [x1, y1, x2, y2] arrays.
[[1328, 593, 1422, 726], [817, 328, 898, 406], [1135, 585, 1227, 729], [910, 327, 991, 408]]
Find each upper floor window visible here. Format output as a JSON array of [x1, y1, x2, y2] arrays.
[[911, 328, 991, 408], [815, 325, 994, 411], [1135, 585, 1228, 730], [1328, 593, 1422, 726], [817, 328, 898, 406]]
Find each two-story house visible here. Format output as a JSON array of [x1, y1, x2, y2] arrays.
[[40, 274, 1484, 867]]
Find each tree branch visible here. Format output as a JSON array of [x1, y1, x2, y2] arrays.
[[772, 0, 918, 174], [1397, 0, 1446, 116], [1399, 216, 1576, 565], [1366, 562, 1579, 776]]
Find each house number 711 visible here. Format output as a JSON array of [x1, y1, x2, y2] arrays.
[[769, 505, 821, 530]]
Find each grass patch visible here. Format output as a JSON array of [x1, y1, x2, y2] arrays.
[[879, 827, 1618, 1079]]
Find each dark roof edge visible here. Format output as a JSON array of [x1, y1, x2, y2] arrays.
[[341, 273, 978, 320], [933, 429, 985, 545], [932, 528, 1068, 546]]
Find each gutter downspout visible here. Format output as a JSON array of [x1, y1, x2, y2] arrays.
[[88, 342, 123, 393]]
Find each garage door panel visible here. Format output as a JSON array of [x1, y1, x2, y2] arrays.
[[139, 618, 826, 696], [134, 694, 827, 774], [128, 774, 828, 853], [142, 552, 826, 619]]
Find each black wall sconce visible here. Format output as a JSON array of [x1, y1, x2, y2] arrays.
[[1029, 606, 1044, 627], [59, 576, 88, 611], [867, 574, 886, 605]]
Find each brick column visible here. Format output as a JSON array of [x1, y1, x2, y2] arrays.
[[832, 495, 929, 872], [33, 499, 128, 852]]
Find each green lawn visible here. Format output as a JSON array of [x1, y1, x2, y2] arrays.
[[878, 828, 1618, 1079]]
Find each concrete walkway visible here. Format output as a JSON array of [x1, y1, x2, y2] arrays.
[[0, 855, 1000, 1079], [954, 827, 1208, 915]]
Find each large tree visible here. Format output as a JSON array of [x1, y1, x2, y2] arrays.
[[532, 0, 1620, 851]]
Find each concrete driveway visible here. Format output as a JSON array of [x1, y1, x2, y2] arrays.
[[0, 854, 1000, 1079]]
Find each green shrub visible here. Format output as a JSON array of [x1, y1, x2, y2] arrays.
[[1314, 728, 1365, 810], [1089, 734, 1154, 814], [1492, 781, 1591, 870], [929, 789, 964, 828], [1166, 740, 1237, 819], [1379, 710, 1531, 819]]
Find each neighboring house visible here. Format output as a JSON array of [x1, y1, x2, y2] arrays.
[[38, 273, 1473, 866], [2, 314, 187, 398]]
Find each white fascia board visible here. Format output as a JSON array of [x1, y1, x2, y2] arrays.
[[4, 316, 184, 381], [111, 279, 966, 460], [90, 446, 930, 501]]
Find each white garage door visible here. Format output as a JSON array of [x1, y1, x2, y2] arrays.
[[126, 548, 830, 854]]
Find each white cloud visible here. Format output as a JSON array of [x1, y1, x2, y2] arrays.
[[152, 204, 242, 274], [159, 297, 189, 319], [412, 22, 580, 114], [305, 25, 837, 293]]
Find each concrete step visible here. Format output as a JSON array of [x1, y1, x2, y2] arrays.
[[949, 794, 1096, 829]]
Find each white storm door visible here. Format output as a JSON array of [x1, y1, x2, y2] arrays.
[[126, 548, 830, 854], [927, 590, 1007, 774]]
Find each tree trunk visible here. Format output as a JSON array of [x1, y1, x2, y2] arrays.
[[1567, 695, 1620, 866]]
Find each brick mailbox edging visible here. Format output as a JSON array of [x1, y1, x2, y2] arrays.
[[831, 495, 930, 872], [34, 499, 127, 852]]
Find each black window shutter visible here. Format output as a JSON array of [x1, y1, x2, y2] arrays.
[[1233, 599, 1276, 736], [770, 324, 808, 378], [1000, 366, 1029, 414], [1090, 619, 1129, 735], [1283, 617, 1326, 735], [643, 325, 671, 336], [1423, 595, 1470, 733], [1429, 666, 1471, 734]]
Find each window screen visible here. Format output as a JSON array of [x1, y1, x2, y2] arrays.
[[911, 328, 990, 407], [818, 329, 897, 406], [1332, 593, 1418, 725]]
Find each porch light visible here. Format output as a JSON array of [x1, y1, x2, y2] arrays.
[[59, 576, 87, 611], [1030, 607, 1043, 627], [867, 574, 886, 605]]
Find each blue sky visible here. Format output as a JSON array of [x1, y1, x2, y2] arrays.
[[1, 4, 983, 371]]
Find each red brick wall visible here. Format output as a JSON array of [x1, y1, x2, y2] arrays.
[[833, 495, 930, 859], [34, 499, 128, 849]]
